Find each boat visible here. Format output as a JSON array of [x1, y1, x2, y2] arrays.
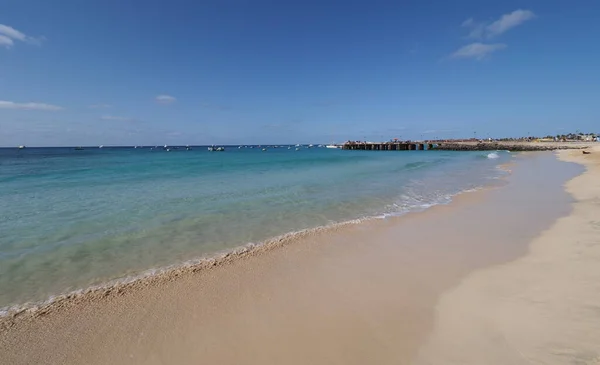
[[208, 146, 225, 152], [74, 146, 84, 151], [18, 145, 26, 149], [583, 151, 591, 155], [99, 145, 103, 149], [326, 145, 340, 149]]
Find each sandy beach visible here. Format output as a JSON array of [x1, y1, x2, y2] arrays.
[[1, 148, 598, 364], [414, 146, 600, 364]]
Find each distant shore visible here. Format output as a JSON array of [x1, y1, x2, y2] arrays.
[[433, 140, 592, 151], [0, 149, 594, 364]]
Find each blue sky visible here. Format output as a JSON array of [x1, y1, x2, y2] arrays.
[[1, 0, 599, 146]]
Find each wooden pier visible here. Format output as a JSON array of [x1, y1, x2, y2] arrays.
[[342, 140, 591, 152], [342, 142, 435, 151]]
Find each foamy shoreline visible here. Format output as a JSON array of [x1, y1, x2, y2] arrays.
[[0, 180, 493, 326]]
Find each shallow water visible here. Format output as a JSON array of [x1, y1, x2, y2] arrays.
[[0, 146, 510, 307]]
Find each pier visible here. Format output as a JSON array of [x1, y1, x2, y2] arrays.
[[342, 142, 435, 151], [342, 140, 591, 152]]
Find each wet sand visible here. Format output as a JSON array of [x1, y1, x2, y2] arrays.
[[0, 152, 588, 364], [414, 146, 600, 364]]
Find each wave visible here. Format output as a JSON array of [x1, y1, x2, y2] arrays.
[[0, 183, 496, 321], [487, 152, 500, 159]]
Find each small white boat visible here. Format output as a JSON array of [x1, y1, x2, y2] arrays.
[[99, 145, 104, 149], [18, 145, 26, 149], [326, 145, 339, 149]]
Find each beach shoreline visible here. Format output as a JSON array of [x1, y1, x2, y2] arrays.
[[414, 146, 600, 364], [0, 150, 592, 364]]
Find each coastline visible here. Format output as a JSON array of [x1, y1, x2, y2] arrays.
[[0, 151, 508, 319], [0, 151, 589, 364], [0, 148, 508, 309], [0, 182, 496, 322]]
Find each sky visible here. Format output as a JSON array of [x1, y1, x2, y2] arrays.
[[1, 0, 599, 146]]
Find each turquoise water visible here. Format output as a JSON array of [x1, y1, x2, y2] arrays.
[[0, 146, 510, 308]]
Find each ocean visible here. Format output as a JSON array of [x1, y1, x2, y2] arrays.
[[0, 146, 511, 309]]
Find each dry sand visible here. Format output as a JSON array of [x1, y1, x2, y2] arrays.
[[414, 146, 600, 364], [0, 150, 595, 365]]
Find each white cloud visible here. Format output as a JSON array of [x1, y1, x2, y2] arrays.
[[461, 18, 474, 27], [451, 42, 506, 60], [0, 24, 40, 48], [487, 9, 536, 37], [461, 9, 535, 39], [155, 95, 176, 104], [89, 104, 112, 109], [0, 100, 64, 111], [100, 115, 136, 122], [0, 24, 28, 41], [0, 35, 14, 48]]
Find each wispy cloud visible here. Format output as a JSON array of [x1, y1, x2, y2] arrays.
[[89, 103, 112, 109], [462, 9, 536, 39], [100, 115, 137, 122], [486, 9, 536, 38], [0, 35, 14, 47], [0, 100, 64, 111], [451, 42, 506, 60], [155, 95, 176, 105], [0, 24, 42, 48]]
